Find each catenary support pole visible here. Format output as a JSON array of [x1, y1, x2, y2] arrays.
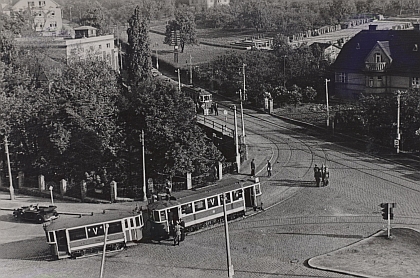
[[142, 130, 147, 201], [4, 136, 15, 200], [233, 105, 240, 173], [100, 223, 109, 278], [325, 79, 330, 127], [223, 195, 234, 277]]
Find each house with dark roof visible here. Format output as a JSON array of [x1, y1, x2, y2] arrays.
[[332, 24, 420, 99]]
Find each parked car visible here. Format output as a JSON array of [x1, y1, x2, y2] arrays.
[[13, 205, 59, 223]]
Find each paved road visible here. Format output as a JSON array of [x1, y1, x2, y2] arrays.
[[1, 100, 420, 277]]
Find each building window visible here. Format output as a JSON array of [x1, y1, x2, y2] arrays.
[[412, 77, 420, 87], [335, 72, 347, 83], [29, 1, 35, 6], [375, 53, 382, 63], [39, 1, 45, 6], [368, 77, 374, 87], [106, 43, 110, 48], [50, 22, 57, 27], [99, 45, 102, 49], [51, 12, 55, 16], [377, 76, 382, 80]]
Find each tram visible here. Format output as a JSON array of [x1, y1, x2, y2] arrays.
[[44, 211, 144, 259], [183, 85, 213, 115], [147, 178, 262, 239]]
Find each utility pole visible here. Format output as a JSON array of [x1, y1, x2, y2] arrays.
[[176, 69, 181, 92], [396, 90, 401, 153], [100, 223, 109, 278], [241, 64, 246, 144], [4, 136, 15, 200], [155, 42, 159, 70], [233, 105, 240, 173], [141, 130, 147, 201], [283, 55, 287, 87], [325, 79, 330, 127], [187, 54, 193, 85], [223, 195, 234, 277]]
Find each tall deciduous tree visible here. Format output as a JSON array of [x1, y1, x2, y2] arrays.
[[164, 8, 198, 53], [127, 5, 152, 86]]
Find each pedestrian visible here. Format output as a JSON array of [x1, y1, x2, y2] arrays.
[[251, 159, 256, 176], [213, 102, 218, 115], [213, 164, 218, 180], [267, 160, 272, 177], [322, 165, 330, 186], [314, 164, 321, 187], [173, 221, 182, 246]]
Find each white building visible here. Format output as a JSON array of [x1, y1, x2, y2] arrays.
[[6, 0, 62, 35], [15, 27, 119, 71]]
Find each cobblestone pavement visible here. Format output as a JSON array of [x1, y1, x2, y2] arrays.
[[1, 103, 420, 277]]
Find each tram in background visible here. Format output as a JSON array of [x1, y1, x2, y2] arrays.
[[147, 178, 262, 240], [44, 211, 144, 259], [183, 85, 213, 115]]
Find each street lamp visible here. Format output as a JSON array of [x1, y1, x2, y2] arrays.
[[232, 105, 240, 173], [141, 130, 147, 201], [49, 186, 54, 205], [222, 194, 234, 277], [186, 54, 193, 85], [175, 69, 181, 92]]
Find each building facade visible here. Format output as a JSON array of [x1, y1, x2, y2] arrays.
[[332, 24, 420, 99], [15, 27, 119, 71], [177, 0, 229, 9], [5, 0, 62, 35]]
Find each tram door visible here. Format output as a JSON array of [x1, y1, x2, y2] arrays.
[[124, 218, 136, 242], [244, 187, 255, 208], [56, 230, 68, 257]]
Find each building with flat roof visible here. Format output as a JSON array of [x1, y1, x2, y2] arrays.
[[15, 26, 119, 71]]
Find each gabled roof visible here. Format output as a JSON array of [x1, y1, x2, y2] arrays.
[[332, 29, 420, 74]]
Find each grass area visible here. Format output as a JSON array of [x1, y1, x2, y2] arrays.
[[309, 228, 420, 277], [149, 30, 245, 68]]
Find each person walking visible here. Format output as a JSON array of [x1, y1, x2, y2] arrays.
[[251, 159, 256, 176], [267, 160, 272, 177], [322, 165, 330, 186], [173, 221, 182, 246], [314, 164, 321, 187], [213, 102, 218, 115]]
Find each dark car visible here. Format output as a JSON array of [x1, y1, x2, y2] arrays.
[[13, 205, 59, 223]]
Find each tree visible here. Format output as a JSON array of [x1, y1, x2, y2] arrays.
[[164, 8, 198, 53], [79, 8, 110, 35], [126, 5, 152, 86], [118, 79, 223, 187]]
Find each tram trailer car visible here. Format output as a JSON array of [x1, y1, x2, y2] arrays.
[[44, 211, 144, 259], [147, 178, 262, 240], [183, 85, 213, 114]]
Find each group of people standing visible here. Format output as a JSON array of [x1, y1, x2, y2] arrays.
[[250, 159, 272, 177], [313, 164, 329, 187]]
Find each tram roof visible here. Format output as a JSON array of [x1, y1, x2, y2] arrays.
[[44, 211, 140, 231], [149, 177, 259, 210]]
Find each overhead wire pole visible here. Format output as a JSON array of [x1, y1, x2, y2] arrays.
[[141, 130, 147, 201], [241, 63, 246, 144], [100, 223, 109, 278], [4, 136, 15, 200], [233, 105, 240, 173], [396, 90, 401, 153], [283, 55, 287, 87], [176, 69, 181, 92], [223, 194, 234, 277], [325, 79, 330, 127], [188, 54, 193, 85]]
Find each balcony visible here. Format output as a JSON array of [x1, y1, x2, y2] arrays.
[[365, 62, 387, 72]]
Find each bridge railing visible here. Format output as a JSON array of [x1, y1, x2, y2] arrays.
[[196, 115, 234, 138]]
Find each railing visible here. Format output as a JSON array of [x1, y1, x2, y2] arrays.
[[196, 115, 234, 138], [365, 62, 387, 72]]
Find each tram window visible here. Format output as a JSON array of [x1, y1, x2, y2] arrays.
[[125, 219, 128, 228], [207, 196, 219, 208], [194, 200, 206, 212], [160, 211, 167, 221], [87, 224, 105, 238], [153, 211, 160, 221], [233, 190, 243, 201], [48, 231, 55, 242], [135, 216, 140, 227], [69, 227, 87, 241], [255, 184, 261, 195], [220, 193, 231, 204], [181, 203, 193, 215], [108, 221, 123, 234], [130, 218, 134, 227]]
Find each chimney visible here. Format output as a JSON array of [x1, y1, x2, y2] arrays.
[[413, 23, 420, 30], [369, 25, 378, 31]]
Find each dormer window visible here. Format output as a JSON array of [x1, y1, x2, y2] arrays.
[[375, 53, 382, 63], [356, 43, 360, 49], [414, 44, 418, 51]]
